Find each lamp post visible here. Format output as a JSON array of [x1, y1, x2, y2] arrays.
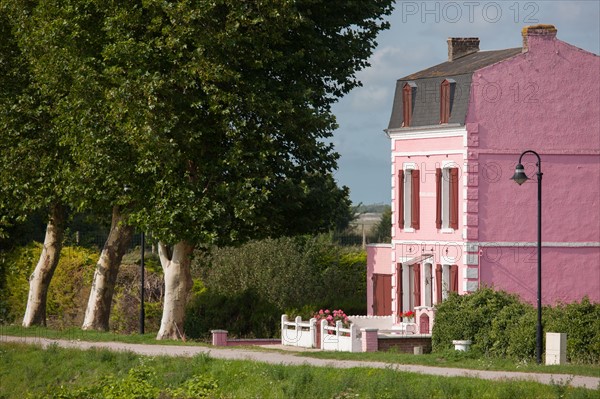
[[511, 150, 542, 365], [140, 231, 145, 335]]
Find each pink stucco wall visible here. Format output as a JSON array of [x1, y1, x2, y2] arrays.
[[367, 244, 393, 275], [480, 246, 600, 304], [467, 32, 600, 304], [392, 136, 464, 242]]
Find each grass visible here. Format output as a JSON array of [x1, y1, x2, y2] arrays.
[[294, 348, 600, 378], [2, 324, 599, 378], [0, 324, 208, 346], [1, 342, 598, 399]]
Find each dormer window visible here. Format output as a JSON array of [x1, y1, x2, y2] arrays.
[[402, 82, 416, 127], [440, 79, 455, 124]]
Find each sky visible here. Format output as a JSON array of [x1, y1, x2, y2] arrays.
[[330, 0, 600, 206]]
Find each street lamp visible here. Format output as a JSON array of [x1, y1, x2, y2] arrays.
[[511, 150, 543, 365]]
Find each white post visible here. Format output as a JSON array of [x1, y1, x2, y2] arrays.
[[546, 332, 567, 365], [309, 317, 317, 348], [281, 314, 288, 345], [320, 319, 328, 349]]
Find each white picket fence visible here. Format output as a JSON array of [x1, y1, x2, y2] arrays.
[[280, 315, 362, 352], [281, 315, 316, 348], [319, 319, 362, 352]]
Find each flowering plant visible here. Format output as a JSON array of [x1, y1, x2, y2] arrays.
[[400, 310, 415, 321], [313, 309, 351, 328]]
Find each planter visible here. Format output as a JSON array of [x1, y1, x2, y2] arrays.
[[452, 340, 472, 351]]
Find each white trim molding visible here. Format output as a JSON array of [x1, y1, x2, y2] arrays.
[[393, 149, 467, 158], [387, 125, 466, 140]]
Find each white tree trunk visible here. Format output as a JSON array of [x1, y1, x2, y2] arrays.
[[156, 241, 194, 340], [22, 204, 66, 327], [82, 206, 133, 331]]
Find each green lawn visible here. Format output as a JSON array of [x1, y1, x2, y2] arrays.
[[1, 342, 597, 399], [2, 324, 598, 378]]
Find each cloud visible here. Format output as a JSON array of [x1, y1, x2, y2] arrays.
[[332, 0, 600, 205]]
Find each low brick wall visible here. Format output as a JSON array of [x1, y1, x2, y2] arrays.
[[377, 335, 432, 353]]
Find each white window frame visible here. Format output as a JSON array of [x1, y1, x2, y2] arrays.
[[423, 263, 433, 307], [403, 163, 416, 232], [440, 161, 459, 233]]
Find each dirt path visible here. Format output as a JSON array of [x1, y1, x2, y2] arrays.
[[2, 335, 598, 390]]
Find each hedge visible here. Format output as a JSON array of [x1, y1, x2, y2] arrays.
[[432, 287, 600, 364]]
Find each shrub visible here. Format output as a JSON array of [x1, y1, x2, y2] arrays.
[[433, 288, 600, 363], [545, 297, 600, 364], [189, 234, 367, 337], [184, 289, 282, 339], [488, 301, 535, 359], [432, 288, 527, 354], [109, 260, 164, 334], [0, 243, 97, 326]]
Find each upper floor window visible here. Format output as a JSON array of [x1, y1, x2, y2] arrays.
[[398, 165, 420, 231], [435, 165, 459, 231], [402, 82, 416, 127], [440, 79, 455, 124]]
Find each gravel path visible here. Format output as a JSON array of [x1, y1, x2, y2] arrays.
[[2, 335, 598, 390]]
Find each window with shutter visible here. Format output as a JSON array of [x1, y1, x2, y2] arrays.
[[411, 170, 420, 230], [440, 80, 450, 124], [396, 263, 403, 323], [398, 170, 404, 228], [402, 82, 415, 127], [435, 264, 443, 303], [450, 264, 459, 293], [436, 166, 459, 231], [400, 164, 419, 231], [413, 263, 421, 307]]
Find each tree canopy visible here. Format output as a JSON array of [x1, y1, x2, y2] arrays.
[[2, 0, 393, 245]]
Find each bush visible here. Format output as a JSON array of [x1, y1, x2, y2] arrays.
[[545, 297, 600, 364], [184, 289, 282, 339], [188, 234, 367, 337], [0, 243, 97, 326], [433, 288, 600, 363], [109, 258, 164, 334], [433, 288, 528, 353]]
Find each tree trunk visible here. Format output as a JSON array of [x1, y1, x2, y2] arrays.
[[82, 206, 133, 331], [22, 204, 66, 327], [156, 241, 194, 340]]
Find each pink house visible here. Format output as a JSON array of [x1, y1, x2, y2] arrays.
[[367, 25, 600, 332]]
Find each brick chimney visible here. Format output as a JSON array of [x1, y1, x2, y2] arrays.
[[522, 24, 557, 52], [447, 38, 480, 61]]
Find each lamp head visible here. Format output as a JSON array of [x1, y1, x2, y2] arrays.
[[511, 163, 529, 185]]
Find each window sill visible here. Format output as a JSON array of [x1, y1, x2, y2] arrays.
[[440, 228, 455, 234], [402, 228, 416, 233]]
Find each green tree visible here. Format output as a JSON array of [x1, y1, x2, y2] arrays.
[[0, 9, 72, 327], [373, 205, 392, 242], [1, 0, 138, 331], [95, 0, 393, 339], [2, 0, 393, 339]]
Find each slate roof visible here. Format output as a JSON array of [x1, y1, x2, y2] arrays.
[[387, 48, 522, 131]]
